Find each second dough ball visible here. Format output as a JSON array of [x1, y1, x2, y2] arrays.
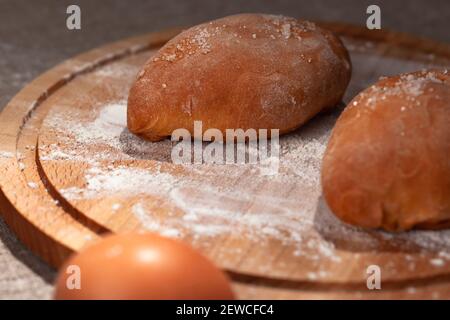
[[127, 13, 351, 141], [322, 70, 450, 231]]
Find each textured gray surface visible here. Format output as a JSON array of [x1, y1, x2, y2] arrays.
[[0, 0, 449, 299]]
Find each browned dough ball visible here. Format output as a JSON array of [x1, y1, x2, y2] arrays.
[[322, 69, 450, 231], [127, 13, 351, 141]]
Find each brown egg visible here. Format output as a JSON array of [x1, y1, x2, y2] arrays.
[[54, 233, 234, 300]]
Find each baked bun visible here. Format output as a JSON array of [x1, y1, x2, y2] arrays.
[[322, 69, 450, 231], [127, 13, 351, 141]]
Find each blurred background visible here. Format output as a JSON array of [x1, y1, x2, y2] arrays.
[[0, 0, 449, 299]]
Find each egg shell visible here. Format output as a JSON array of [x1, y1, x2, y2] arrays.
[[54, 233, 235, 300]]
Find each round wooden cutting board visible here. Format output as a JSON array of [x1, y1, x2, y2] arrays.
[[1, 23, 450, 299]]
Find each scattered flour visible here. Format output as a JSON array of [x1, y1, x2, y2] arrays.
[[429, 258, 445, 267], [0, 151, 14, 158], [40, 98, 450, 268], [37, 49, 450, 271], [281, 23, 291, 39], [27, 182, 38, 189], [41, 101, 174, 163], [60, 165, 179, 199], [65, 101, 127, 145], [354, 69, 448, 109], [132, 202, 181, 238]]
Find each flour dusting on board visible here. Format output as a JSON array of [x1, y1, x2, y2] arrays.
[[41, 100, 172, 162], [0, 151, 14, 158], [60, 165, 179, 199], [40, 98, 450, 271], [38, 53, 450, 278]]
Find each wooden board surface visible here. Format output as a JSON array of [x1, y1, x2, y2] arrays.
[[1, 23, 450, 299]]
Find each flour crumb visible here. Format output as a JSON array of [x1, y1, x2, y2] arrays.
[[0, 151, 14, 158], [27, 182, 38, 189], [430, 258, 445, 267], [281, 23, 291, 39]]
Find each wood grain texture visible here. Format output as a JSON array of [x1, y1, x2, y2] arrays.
[[1, 24, 449, 299]]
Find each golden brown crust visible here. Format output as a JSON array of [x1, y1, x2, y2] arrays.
[[127, 13, 351, 141], [322, 69, 450, 231]]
